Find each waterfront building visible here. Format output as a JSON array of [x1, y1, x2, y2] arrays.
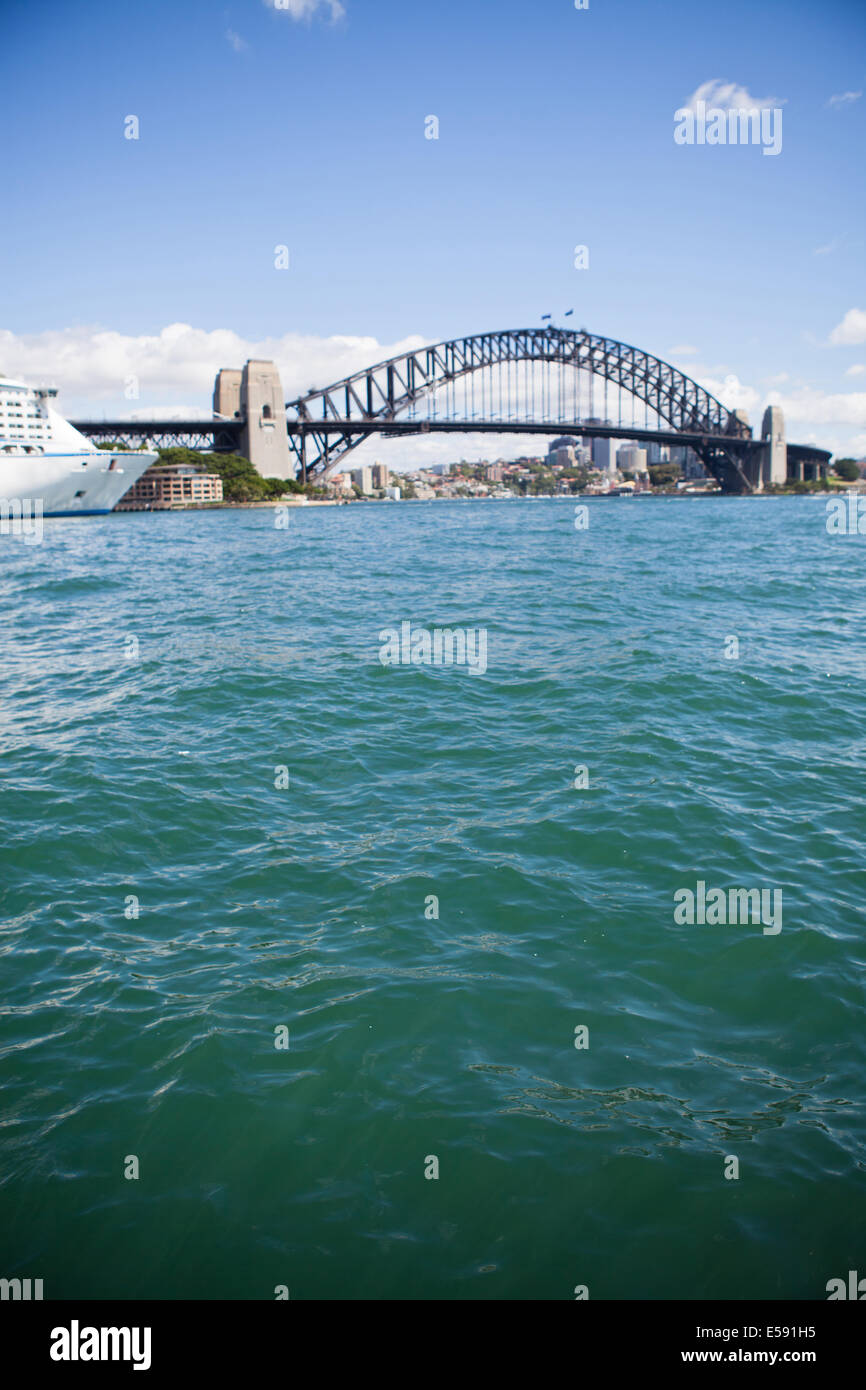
[[116, 463, 223, 510], [371, 461, 389, 489]]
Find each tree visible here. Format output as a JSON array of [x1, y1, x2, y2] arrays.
[[530, 469, 556, 494], [649, 463, 680, 487], [96, 440, 131, 451], [561, 466, 590, 492], [834, 458, 860, 481]]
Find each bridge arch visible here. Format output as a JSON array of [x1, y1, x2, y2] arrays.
[[287, 326, 752, 481]]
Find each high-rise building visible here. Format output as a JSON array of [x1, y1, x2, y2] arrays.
[[371, 461, 389, 490], [351, 466, 374, 494], [548, 439, 576, 469], [617, 446, 648, 474], [592, 437, 616, 472]]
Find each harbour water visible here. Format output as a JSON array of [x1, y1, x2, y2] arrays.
[[1, 496, 863, 1300]]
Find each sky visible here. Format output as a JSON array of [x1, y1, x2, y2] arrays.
[[2, 0, 865, 468]]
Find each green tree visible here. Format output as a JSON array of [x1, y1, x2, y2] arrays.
[[834, 458, 860, 481], [530, 470, 556, 494], [561, 466, 590, 492], [649, 463, 680, 487]]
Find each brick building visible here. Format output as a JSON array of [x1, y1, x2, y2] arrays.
[[117, 463, 223, 510]]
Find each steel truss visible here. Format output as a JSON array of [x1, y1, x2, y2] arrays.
[[286, 327, 753, 480]]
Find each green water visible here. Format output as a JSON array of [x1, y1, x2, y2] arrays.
[[1, 496, 863, 1299]]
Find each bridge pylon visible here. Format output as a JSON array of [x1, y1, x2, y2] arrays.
[[214, 360, 293, 479], [759, 405, 787, 488]]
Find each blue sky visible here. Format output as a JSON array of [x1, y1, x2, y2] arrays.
[[2, 0, 865, 463]]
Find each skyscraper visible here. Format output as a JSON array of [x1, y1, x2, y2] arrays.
[[592, 437, 616, 472]]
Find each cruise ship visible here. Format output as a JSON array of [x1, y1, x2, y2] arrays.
[[0, 374, 156, 515]]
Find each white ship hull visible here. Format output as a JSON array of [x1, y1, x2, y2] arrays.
[[0, 372, 156, 515], [0, 448, 155, 515]]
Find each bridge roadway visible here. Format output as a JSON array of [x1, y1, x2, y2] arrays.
[[72, 417, 752, 445], [70, 415, 829, 488]]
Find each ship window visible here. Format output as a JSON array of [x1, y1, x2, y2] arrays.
[[74, 490, 86, 498]]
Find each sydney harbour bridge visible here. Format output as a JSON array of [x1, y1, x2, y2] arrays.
[[72, 326, 830, 494]]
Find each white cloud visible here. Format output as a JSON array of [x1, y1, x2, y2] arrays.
[[669, 344, 698, 356], [828, 308, 866, 346], [226, 29, 248, 52], [814, 239, 839, 256], [694, 370, 762, 417], [764, 386, 866, 429], [682, 79, 783, 113], [263, 0, 345, 20], [827, 90, 862, 108], [0, 322, 428, 419], [845, 364, 866, 377]]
